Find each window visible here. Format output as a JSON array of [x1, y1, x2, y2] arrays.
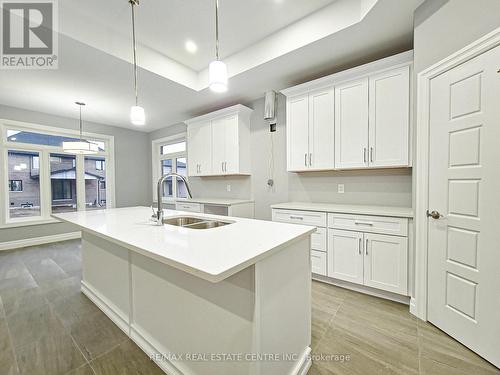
[[1, 121, 114, 226], [50, 153, 77, 212], [85, 156, 107, 210], [9, 180, 23, 192], [152, 135, 188, 201], [31, 156, 39, 169], [7, 150, 41, 219], [52, 180, 72, 200], [95, 160, 105, 171]]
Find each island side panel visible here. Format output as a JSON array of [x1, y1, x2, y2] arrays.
[[130, 252, 257, 375], [254, 236, 312, 375], [81, 232, 131, 333]]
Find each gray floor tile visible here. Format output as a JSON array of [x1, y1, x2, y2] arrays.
[[15, 333, 87, 375]]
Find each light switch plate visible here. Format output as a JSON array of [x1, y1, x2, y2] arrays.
[[226, 185, 231, 192], [338, 184, 345, 194]]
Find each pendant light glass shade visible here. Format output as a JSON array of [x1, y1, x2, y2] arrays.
[[63, 102, 99, 155], [130, 105, 146, 126], [63, 139, 99, 154], [209, 60, 228, 93]]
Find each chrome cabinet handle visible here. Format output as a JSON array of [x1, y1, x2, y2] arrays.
[[363, 148, 367, 163], [370, 147, 374, 163], [304, 153, 307, 167], [290, 216, 304, 220], [365, 238, 369, 255], [224, 162, 227, 172], [358, 238, 362, 255], [221, 162, 224, 172], [309, 153, 312, 166], [354, 221, 374, 226]]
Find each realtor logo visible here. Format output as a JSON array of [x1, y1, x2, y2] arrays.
[[1, 0, 58, 69]]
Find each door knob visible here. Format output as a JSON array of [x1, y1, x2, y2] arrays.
[[426, 210, 443, 219]]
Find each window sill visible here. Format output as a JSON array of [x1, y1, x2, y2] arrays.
[[0, 217, 61, 229]]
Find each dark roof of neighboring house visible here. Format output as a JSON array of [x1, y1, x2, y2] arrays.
[[8, 132, 105, 152], [31, 167, 104, 180]]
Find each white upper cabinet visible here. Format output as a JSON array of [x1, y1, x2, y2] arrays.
[[282, 51, 413, 171], [309, 88, 335, 170], [287, 93, 310, 171], [334, 78, 369, 169], [186, 105, 252, 177], [187, 121, 212, 177], [368, 66, 410, 167], [286, 87, 335, 171]]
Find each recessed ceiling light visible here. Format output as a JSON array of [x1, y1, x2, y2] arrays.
[[185, 40, 198, 54]]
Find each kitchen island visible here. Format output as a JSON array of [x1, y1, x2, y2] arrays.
[[53, 206, 315, 375]]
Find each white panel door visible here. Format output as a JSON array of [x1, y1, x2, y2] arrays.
[[222, 115, 239, 174], [427, 46, 500, 368], [187, 121, 211, 176], [334, 78, 369, 168], [368, 66, 410, 167], [287, 94, 310, 171], [308, 87, 335, 170], [327, 229, 364, 284], [211, 118, 226, 175], [363, 233, 408, 295]]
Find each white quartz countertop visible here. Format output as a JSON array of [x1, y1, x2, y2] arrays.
[[53, 207, 314, 283], [175, 198, 254, 206], [271, 202, 413, 218]]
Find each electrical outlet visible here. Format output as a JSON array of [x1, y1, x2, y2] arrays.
[[337, 184, 345, 194], [226, 184, 231, 192]]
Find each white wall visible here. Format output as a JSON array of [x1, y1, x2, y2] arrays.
[[0, 104, 151, 243]]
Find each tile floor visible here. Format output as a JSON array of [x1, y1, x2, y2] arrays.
[[0, 240, 498, 375]]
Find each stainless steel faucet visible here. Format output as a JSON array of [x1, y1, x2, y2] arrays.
[[152, 173, 193, 225]]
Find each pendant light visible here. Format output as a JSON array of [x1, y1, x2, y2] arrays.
[[63, 102, 99, 154], [129, 0, 146, 125], [209, 0, 228, 93]]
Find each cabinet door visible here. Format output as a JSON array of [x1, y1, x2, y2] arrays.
[[311, 250, 327, 276], [211, 118, 226, 175], [287, 94, 310, 171], [334, 78, 369, 169], [223, 115, 239, 174], [368, 66, 410, 167], [309, 87, 335, 170], [187, 121, 211, 176], [363, 233, 408, 295], [327, 229, 364, 284]]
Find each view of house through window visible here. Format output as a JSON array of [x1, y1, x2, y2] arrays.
[[155, 137, 188, 200], [50, 154, 77, 213], [7, 150, 41, 219], [85, 156, 107, 210]]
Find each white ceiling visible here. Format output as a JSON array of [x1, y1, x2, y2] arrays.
[[0, 0, 424, 132]]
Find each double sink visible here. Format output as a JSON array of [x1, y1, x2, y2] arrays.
[[162, 216, 233, 230]]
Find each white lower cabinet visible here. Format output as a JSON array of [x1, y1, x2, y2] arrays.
[[363, 233, 408, 295], [328, 228, 408, 295], [328, 229, 364, 284], [311, 250, 327, 276]]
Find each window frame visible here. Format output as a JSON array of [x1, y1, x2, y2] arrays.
[[0, 119, 115, 228], [8, 180, 23, 192], [151, 134, 187, 203]]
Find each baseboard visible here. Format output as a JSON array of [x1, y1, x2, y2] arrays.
[[0, 231, 81, 251], [313, 274, 411, 305], [81, 281, 130, 335], [130, 325, 184, 375], [291, 347, 312, 375]]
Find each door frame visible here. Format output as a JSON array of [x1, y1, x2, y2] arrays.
[[414, 27, 500, 320]]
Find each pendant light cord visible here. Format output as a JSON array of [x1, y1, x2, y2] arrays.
[[215, 0, 219, 60], [79, 105, 82, 140], [130, 0, 139, 106]]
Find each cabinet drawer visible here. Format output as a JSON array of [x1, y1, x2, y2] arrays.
[[272, 209, 327, 227], [311, 250, 327, 276], [311, 227, 326, 252], [175, 202, 202, 213], [328, 213, 408, 236]]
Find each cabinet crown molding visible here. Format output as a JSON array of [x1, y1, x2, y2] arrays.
[[184, 104, 253, 125], [281, 50, 413, 97]]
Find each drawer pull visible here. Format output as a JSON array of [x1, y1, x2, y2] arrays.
[[289, 216, 304, 220], [354, 221, 374, 226]]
